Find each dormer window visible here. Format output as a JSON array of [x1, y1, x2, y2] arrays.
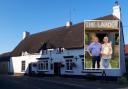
[[56, 48, 64, 54], [39, 42, 48, 55], [42, 50, 47, 55], [22, 51, 29, 56]]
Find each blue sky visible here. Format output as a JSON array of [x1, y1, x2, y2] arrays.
[[0, 0, 128, 53]]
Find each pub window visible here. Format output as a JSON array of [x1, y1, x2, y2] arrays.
[[115, 33, 119, 45], [42, 50, 48, 55], [56, 48, 63, 54], [66, 59, 73, 70], [21, 61, 26, 71], [38, 60, 48, 70], [40, 42, 48, 55]]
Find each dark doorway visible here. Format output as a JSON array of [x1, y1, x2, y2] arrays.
[[96, 33, 108, 43], [28, 63, 32, 75], [54, 63, 61, 76]]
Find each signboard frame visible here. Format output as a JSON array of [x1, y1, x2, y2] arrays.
[[84, 20, 120, 69]]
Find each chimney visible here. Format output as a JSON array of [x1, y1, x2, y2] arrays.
[[66, 21, 72, 27], [23, 31, 30, 39], [112, 1, 121, 19]]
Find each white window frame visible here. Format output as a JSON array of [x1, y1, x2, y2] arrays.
[[38, 60, 48, 71], [21, 61, 26, 72], [66, 59, 73, 71]]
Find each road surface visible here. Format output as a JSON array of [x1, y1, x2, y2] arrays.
[[0, 75, 127, 89]]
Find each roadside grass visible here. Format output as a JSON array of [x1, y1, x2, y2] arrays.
[[85, 56, 119, 69]]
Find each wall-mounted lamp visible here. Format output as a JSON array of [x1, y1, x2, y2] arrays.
[[50, 58, 53, 62], [75, 56, 78, 62]]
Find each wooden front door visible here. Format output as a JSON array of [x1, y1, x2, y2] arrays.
[[54, 63, 60, 76]]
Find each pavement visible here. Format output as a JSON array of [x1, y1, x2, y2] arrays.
[[0, 75, 128, 89]]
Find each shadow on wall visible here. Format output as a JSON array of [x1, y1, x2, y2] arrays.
[[25, 62, 40, 76], [9, 58, 14, 75]]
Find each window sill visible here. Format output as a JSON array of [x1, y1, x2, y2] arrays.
[[56, 53, 62, 54], [21, 70, 25, 72], [81, 70, 102, 73], [37, 70, 49, 72], [65, 70, 74, 73], [81, 70, 87, 73]]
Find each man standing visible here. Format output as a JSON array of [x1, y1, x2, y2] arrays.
[[87, 37, 101, 69]]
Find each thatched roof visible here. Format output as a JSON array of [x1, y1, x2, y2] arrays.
[[9, 14, 119, 57]]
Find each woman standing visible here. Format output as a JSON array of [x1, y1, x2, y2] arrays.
[[101, 37, 112, 69]]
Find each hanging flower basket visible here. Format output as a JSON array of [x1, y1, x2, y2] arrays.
[[61, 63, 65, 67], [59, 62, 65, 67], [60, 61, 65, 67], [71, 62, 77, 67], [32, 63, 37, 67]]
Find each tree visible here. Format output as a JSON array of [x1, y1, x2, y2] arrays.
[[85, 33, 89, 44]]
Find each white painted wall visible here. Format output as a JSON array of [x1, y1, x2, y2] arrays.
[[9, 47, 125, 76], [10, 55, 40, 74]]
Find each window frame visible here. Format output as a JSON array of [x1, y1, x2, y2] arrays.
[[38, 60, 48, 71], [21, 61, 26, 72], [65, 59, 73, 71]]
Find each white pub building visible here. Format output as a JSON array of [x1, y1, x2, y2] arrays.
[[0, 2, 126, 77]]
